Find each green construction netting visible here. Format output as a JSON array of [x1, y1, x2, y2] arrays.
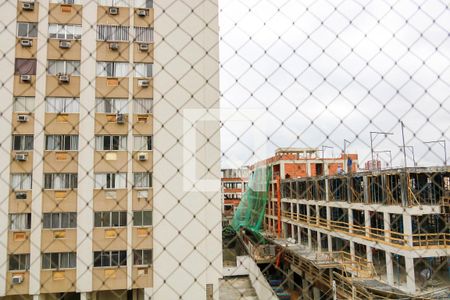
[[231, 166, 272, 234]]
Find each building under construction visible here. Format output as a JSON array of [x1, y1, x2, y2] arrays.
[[233, 148, 450, 299]]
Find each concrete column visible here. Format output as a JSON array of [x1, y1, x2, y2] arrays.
[[386, 252, 394, 285], [297, 203, 300, 221], [297, 225, 301, 244], [33, 296, 42, 300], [80, 293, 87, 300], [326, 205, 331, 229], [363, 176, 369, 204], [280, 162, 286, 179], [384, 212, 391, 244], [366, 246, 373, 263], [317, 231, 322, 253], [313, 287, 321, 300], [302, 279, 310, 299], [327, 234, 333, 252], [307, 229, 312, 249], [325, 178, 329, 201], [350, 241, 356, 277], [291, 223, 295, 239], [364, 210, 371, 238], [403, 214, 413, 247], [348, 208, 353, 234], [405, 257, 416, 294]]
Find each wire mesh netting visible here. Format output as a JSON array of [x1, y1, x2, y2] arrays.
[[0, 0, 448, 300]]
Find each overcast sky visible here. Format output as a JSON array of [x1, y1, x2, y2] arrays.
[[219, 0, 450, 169]]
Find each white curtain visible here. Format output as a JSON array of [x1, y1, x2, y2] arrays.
[[134, 172, 151, 188], [11, 174, 32, 190], [14, 97, 34, 112], [96, 98, 128, 113], [134, 0, 153, 8], [98, 0, 128, 7], [133, 99, 153, 114], [10, 214, 29, 230], [46, 98, 80, 113], [134, 27, 153, 43], [135, 63, 152, 77]]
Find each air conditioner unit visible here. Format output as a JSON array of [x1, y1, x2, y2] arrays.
[[20, 39, 33, 47], [20, 74, 32, 82], [109, 42, 119, 51], [11, 275, 23, 285], [58, 74, 70, 83], [108, 6, 119, 15], [15, 153, 28, 161], [15, 192, 28, 200], [138, 152, 148, 161], [138, 79, 149, 87], [17, 114, 29, 122], [59, 40, 71, 49], [137, 9, 148, 17], [22, 2, 35, 11], [116, 113, 125, 124], [139, 43, 149, 52]]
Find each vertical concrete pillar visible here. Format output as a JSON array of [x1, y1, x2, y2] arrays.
[[307, 162, 311, 177], [326, 205, 331, 229], [327, 234, 333, 252], [291, 223, 295, 239], [317, 231, 322, 253], [313, 287, 321, 300], [297, 203, 300, 221], [384, 212, 391, 244], [348, 208, 353, 234], [405, 257, 416, 293], [403, 214, 413, 247], [366, 246, 373, 263], [386, 252, 394, 285], [80, 292, 88, 300], [297, 225, 301, 244], [325, 178, 329, 202], [33, 295, 42, 300], [363, 176, 369, 204], [307, 229, 312, 249], [364, 210, 371, 238]]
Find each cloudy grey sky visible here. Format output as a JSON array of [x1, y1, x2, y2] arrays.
[[219, 0, 450, 169]]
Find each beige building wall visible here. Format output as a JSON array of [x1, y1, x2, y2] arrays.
[[153, 1, 223, 299]]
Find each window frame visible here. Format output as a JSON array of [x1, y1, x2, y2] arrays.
[[9, 213, 32, 230], [96, 61, 129, 77], [133, 172, 152, 188], [93, 250, 127, 267], [47, 60, 81, 76], [46, 97, 80, 113], [9, 254, 30, 271], [44, 173, 78, 190], [95, 173, 127, 189], [12, 135, 34, 151], [133, 211, 152, 226], [96, 98, 128, 114], [49, 24, 82, 40], [11, 173, 32, 190], [133, 135, 152, 151], [133, 249, 152, 266], [13, 97, 35, 113], [45, 135, 79, 151], [42, 252, 76, 270], [95, 135, 127, 151], [43, 212, 77, 229], [94, 211, 127, 228], [17, 22, 38, 38]]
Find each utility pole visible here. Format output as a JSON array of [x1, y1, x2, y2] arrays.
[[401, 121, 407, 169]]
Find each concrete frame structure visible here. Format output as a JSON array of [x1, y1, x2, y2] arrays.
[[272, 167, 450, 298]]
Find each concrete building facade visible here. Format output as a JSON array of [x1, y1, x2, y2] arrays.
[[0, 0, 222, 299]]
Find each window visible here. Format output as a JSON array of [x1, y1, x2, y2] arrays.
[[15, 59, 37, 75], [45, 135, 79, 151], [12, 135, 33, 151], [133, 136, 152, 151], [42, 252, 76, 270], [96, 98, 128, 114], [133, 172, 152, 188], [46, 97, 80, 113], [96, 62, 129, 77], [98, 0, 128, 7], [133, 99, 153, 114], [44, 173, 78, 189], [97, 25, 129, 41], [95, 136, 127, 151], [93, 251, 127, 267], [48, 60, 80, 76], [17, 23, 37, 38], [134, 27, 153, 43], [133, 211, 152, 226], [11, 174, 32, 190], [9, 254, 30, 271], [95, 173, 127, 189], [94, 211, 127, 227], [135, 63, 152, 77], [49, 24, 82, 40], [133, 249, 152, 266], [14, 97, 34, 112], [135, 0, 153, 8], [43, 212, 77, 229], [9, 213, 31, 230]]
